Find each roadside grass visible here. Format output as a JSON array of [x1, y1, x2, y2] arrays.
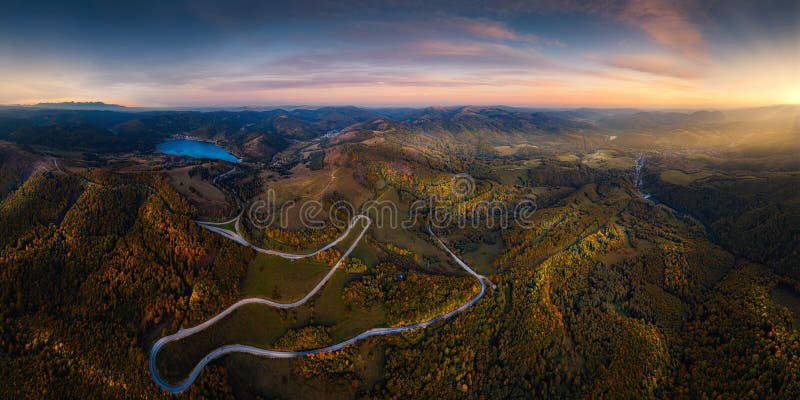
[[201, 219, 236, 230], [332, 216, 369, 253], [242, 254, 331, 301], [350, 239, 380, 268], [240, 181, 371, 251], [155, 271, 386, 384], [370, 188, 461, 274], [313, 270, 387, 341], [225, 340, 385, 400], [453, 238, 504, 276], [154, 189, 466, 387], [242, 209, 371, 300], [219, 220, 237, 231], [226, 351, 364, 400], [154, 303, 296, 383]]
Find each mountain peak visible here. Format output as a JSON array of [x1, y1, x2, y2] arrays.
[[33, 101, 128, 110]]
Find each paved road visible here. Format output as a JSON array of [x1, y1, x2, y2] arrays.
[[199, 213, 370, 260], [149, 220, 490, 394], [212, 166, 236, 184], [150, 170, 492, 394]]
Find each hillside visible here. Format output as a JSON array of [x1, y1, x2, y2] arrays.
[[0, 105, 798, 398]]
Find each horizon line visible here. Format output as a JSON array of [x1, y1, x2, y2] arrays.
[[3, 101, 798, 112]]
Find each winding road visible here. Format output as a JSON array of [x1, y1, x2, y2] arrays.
[[150, 172, 493, 394], [198, 211, 370, 260], [212, 166, 237, 184]]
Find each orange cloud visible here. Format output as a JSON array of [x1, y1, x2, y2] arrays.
[[589, 53, 705, 79], [449, 17, 538, 43], [414, 40, 492, 56], [619, 0, 706, 60]]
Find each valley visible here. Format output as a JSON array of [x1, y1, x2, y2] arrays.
[[0, 105, 798, 399], [2, 1, 798, 397]]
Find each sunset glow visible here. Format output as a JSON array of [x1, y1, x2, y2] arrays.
[[1, 0, 797, 108]]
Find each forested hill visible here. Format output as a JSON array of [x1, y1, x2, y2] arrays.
[[1, 105, 795, 158], [0, 171, 251, 398], [0, 104, 798, 398]]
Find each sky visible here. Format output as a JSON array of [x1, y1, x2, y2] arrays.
[[0, 0, 798, 108]]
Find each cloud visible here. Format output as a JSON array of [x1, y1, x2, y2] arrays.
[[618, 0, 707, 59], [13, 0, 792, 107], [477, 0, 709, 59], [448, 17, 539, 43], [207, 73, 505, 92], [589, 53, 706, 79], [414, 40, 492, 56], [334, 16, 541, 46], [261, 38, 558, 73]]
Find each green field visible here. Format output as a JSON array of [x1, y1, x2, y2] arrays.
[[243, 254, 331, 300], [333, 216, 369, 253], [660, 169, 714, 185], [154, 215, 388, 383], [454, 239, 503, 275], [154, 303, 297, 383], [155, 269, 386, 384], [370, 188, 461, 274], [557, 153, 579, 162], [218, 219, 237, 231], [226, 340, 385, 400], [243, 216, 370, 300], [312, 270, 386, 341], [350, 239, 380, 268], [582, 149, 634, 170], [200, 219, 237, 231]]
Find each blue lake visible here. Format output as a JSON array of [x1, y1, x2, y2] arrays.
[[157, 139, 240, 163]]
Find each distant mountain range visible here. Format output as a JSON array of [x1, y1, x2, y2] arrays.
[[0, 104, 796, 157], [5, 101, 797, 118], [31, 101, 131, 111]]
